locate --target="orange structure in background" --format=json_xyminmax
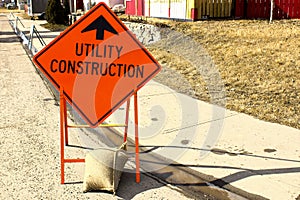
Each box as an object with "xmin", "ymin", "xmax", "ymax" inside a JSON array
[{"xmin": 59, "ymin": 87, "xmax": 140, "ymax": 184}]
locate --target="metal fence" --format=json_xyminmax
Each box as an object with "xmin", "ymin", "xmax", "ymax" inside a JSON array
[{"xmin": 235, "ymin": 0, "xmax": 300, "ymax": 19}]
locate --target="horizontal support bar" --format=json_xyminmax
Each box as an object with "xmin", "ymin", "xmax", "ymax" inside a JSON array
[
  {"xmin": 67, "ymin": 124, "xmax": 127, "ymax": 128},
  {"xmin": 64, "ymin": 158, "xmax": 85, "ymax": 163}
]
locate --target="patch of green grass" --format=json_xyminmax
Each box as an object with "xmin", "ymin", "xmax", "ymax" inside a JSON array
[{"xmin": 40, "ymin": 23, "xmax": 68, "ymax": 31}]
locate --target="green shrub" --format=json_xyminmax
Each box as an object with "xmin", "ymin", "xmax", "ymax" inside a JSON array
[
  {"xmin": 46, "ymin": 0, "xmax": 67, "ymax": 25},
  {"xmin": 63, "ymin": 0, "xmax": 71, "ymax": 25}
]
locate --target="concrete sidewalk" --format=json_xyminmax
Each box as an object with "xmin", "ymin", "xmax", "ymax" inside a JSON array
[
  {"xmin": 109, "ymin": 81, "xmax": 300, "ymax": 200},
  {"xmin": 7, "ymin": 13, "xmax": 300, "ymax": 200}
]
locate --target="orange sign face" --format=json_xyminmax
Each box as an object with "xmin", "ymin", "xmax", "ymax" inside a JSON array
[{"xmin": 33, "ymin": 3, "xmax": 161, "ymax": 127}]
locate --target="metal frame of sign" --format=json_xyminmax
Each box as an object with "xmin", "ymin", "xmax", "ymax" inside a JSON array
[{"xmin": 59, "ymin": 87, "xmax": 140, "ymax": 184}]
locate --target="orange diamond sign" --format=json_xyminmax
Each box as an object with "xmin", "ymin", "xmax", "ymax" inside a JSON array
[{"xmin": 33, "ymin": 3, "xmax": 161, "ymax": 127}]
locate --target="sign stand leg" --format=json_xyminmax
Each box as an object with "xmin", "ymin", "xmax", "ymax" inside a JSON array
[
  {"xmin": 59, "ymin": 88, "xmax": 85, "ymax": 184},
  {"xmin": 63, "ymin": 94, "xmax": 69, "ymax": 146},
  {"xmin": 124, "ymin": 99, "xmax": 130, "ymax": 143},
  {"xmin": 134, "ymin": 91, "xmax": 140, "ymax": 183},
  {"xmin": 59, "ymin": 88, "xmax": 66, "ymax": 184}
]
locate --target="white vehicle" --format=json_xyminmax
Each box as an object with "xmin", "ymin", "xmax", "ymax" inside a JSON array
[
  {"xmin": 111, "ymin": 4, "xmax": 125, "ymax": 14},
  {"xmin": 84, "ymin": 0, "xmax": 125, "ymax": 13},
  {"xmin": 6, "ymin": 2, "xmax": 17, "ymax": 9}
]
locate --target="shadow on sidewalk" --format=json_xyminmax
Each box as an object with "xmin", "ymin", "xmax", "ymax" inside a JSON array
[
  {"xmin": 0, "ymin": 37, "xmax": 20, "ymax": 43},
  {"xmin": 62, "ymin": 169, "xmax": 179, "ymax": 200},
  {"xmin": 0, "ymin": 31, "xmax": 18, "ymax": 35},
  {"xmin": 117, "ymin": 169, "xmax": 171, "ymax": 200},
  {"xmin": 210, "ymin": 167, "xmax": 300, "ymax": 187},
  {"xmin": 133, "ymin": 144, "xmax": 300, "ymax": 200},
  {"xmin": 138, "ymin": 145, "xmax": 300, "ymax": 163}
]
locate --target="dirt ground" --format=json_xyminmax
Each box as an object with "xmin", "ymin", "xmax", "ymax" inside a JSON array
[{"xmin": 122, "ymin": 16, "xmax": 300, "ymax": 130}]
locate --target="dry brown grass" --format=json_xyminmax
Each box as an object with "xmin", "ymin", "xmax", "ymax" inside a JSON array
[
  {"xmin": 188, "ymin": 20, "xmax": 300, "ymax": 129},
  {"xmin": 132, "ymin": 17, "xmax": 300, "ymax": 129}
]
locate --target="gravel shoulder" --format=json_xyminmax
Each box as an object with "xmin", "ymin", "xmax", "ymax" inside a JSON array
[{"xmin": 0, "ymin": 14, "xmax": 200, "ymax": 200}]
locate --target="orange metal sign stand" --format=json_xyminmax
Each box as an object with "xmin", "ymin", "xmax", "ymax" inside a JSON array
[{"xmin": 59, "ymin": 88, "xmax": 140, "ymax": 184}]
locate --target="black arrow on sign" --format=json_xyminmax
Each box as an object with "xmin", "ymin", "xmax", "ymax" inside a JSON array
[{"xmin": 81, "ymin": 15, "xmax": 118, "ymax": 40}]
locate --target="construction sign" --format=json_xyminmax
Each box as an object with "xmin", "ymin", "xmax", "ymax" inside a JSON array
[{"xmin": 33, "ymin": 3, "xmax": 161, "ymax": 127}]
